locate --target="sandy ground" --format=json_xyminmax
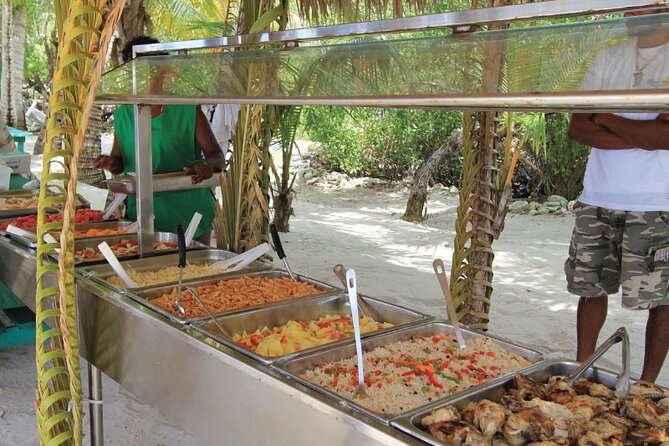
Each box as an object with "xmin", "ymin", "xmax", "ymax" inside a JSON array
[{"xmin": 1, "ymin": 140, "xmax": 666, "ymax": 444}]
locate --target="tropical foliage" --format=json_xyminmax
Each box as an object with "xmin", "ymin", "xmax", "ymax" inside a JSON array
[
  {"xmin": 34, "ymin": 1, "xmax": 124, "ymax": 445},
  {"xmin": 303, "ymin": 107, "xmax": 462, "ymax": 181}
]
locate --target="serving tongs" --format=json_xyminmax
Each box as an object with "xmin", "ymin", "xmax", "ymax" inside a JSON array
[
  {"xmin": 333, "ymin": 263, "xmax": 374, "ymax": 318},
  {"xmin": 185, "ymin": 287, "xmax": 231, "ymax": 338},
  {"xmin": 432, "ymin": 259, "xmax": 466, "ymax": 349},
  {"xmin": 345, "ymin": 268, "xmax": 368, "ymax": 399},
  {"xmin": 565, "ymin": 326, "xmax": 630, "ymax": 397},
  {"xmin": 173, "ymin": 224, "xmax": 186, "ymax": 315},
  {"xmin": 208, "ymin": 242, "xmax": 270, "ymax": 272},
  {"xmin": 270, "ymin": 223, "xmax": 297, "ymax": 281}
]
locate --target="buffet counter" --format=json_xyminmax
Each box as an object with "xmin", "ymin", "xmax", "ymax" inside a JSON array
[{"xmin": 0, "ymin": 236, "xmax": 423, "ymax": 445}]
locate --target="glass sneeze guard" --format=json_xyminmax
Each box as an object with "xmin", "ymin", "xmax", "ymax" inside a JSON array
[{"xmin": 98, "ymin": 13, "xmax": 669, "ymax": 112}]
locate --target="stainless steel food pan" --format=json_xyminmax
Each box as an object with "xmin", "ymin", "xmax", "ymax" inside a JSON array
[
  {"xmin": 0, "ymin": 190, "xmax": 90, "ymax": 218},
  {"xmin": 392, "ymin": 359, "xmax": 644, "ymax": 446},
  {"xmin": 126, "ymin": 269, "xmax": 339, "ymax": 325},
  {"xmin": 52, "ymin": 232, "xmax": 207, "ymax": 266},
  {"xmin": 9, "ymin": 220, "xmax": 137, "ymax": 249},
  {"xmin": 275, "ymin": 321, "xmax": 543, "ymax": 424},
  {"xmin": 191, "ymin": 293, "xmax": 433, "ymax": 365},
  {"xmin": 80, "ymin": 248, "xmax": 270, "ymax": 293}
]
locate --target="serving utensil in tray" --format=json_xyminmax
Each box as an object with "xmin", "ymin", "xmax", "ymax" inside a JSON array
[
  {"xmin": 332, "ymin": 263, "xmax": 375, "ymax": 318},
  {"xmin": 126, "ymin": 269, "xmax": 338, "ymax": 325},
  {"xmin": 80, "ymin": 249, "xmax": 270, "ymax": 293},
  {"xmin": 565, "ymin": 326, "xmax": 630, "ymax": 397},
  {"xmin": 191, "ymin": 293, "xmax": 431, "ymax": 364},
  {"xmin": 52, "ymin": 232, "xmax": 207, "ymax": 266},
  {"xmin": 173, "ymin": 224, "xmax": 187, "ymax": 315},
  {"xmin": 274, "ymin": 321, "xmax": 543, "ymax": 424},
  {"xmin": 346, "ymin": 268, "xmax": 368, "ymax": 399},
  {"xmin": 392, "ymin": 359, "xmax": 647, "ymax": 446},
  {"xmin": 270, "ymin": 223, "xmax": 297, "ymax": 281}
]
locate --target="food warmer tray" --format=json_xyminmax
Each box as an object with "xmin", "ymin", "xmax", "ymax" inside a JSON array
[
  {"xmin": 0, "ymin": 190, "xmax": 90, "ymax": 219},
  {"xmin": 50, "ymin": 231, "xmax": 207, "ymax": 266},
  {"xmin": 126, "ymin": 269, "xmax": 340, "ymax": 326},
  {"xmin": 80, "ymin": 248, "xmax": 271, "ymax": 293},
  {"xmin": 8, "ymin": 220, "xmax": 137, "ymax": 249},
  {"xmin": 275, "ymin": 321, "xmax": 543, "ymax": 425},
  {"xmin": 392, "ymin": 359, "xmax": 647, "ymax": 446},
  {"xmin": 106, "ymin": 172, "xmax": 220, "ymax": 194},
  {"xmin": 191, "ymin": 292, "xmax": 433, "ymax": 365}
]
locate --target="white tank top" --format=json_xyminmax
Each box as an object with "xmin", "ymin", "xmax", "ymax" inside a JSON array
[{"xmin": 579, "ymin": 39, "xmax": 669, "ymax": 211}]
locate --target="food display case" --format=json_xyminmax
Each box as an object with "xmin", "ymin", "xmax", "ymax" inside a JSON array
[{"xmin": 4, "ymin": 1, "xmax": 669, "ymax": 445}]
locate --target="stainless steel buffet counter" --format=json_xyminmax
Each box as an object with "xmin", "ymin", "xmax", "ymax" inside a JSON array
[{"xmin": 0, "ymin": 236, "xmax": 425, "ymax": 445}]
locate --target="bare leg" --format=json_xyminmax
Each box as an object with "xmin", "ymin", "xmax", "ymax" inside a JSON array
[
  {"xmin": 576, "ymin": 295, "xmax": 608, "ymax": 362},
  {"xmin": 640, "ymin": 304, "xmax": 669, "ymax": 383}
]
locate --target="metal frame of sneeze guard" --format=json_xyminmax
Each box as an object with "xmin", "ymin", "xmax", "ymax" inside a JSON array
[{"xmin": 130, "ymin": 0, "xmax": 668, "ymax": 55}]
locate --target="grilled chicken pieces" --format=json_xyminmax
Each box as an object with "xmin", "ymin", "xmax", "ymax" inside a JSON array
[{"xmin": 420, "ymin": 374, "xmax": 669, "ymax": 446}]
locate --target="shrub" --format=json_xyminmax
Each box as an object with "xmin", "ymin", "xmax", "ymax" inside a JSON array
[{"xmin": 302, "ymin": 106, "xmax": 462, "ymax": 182}]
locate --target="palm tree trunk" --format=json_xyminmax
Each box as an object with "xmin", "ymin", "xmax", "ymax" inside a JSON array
[
  {"xmin": 111, "ymin": 0, "xmax": 151, "ymax": 66},
  {"xmin": 402, "ymin": 136, "xmax": 460, "ymax": 223},
  {"xmin": 0, "ymin": 112, "xmax": 14, "ymax": 152},
  {"xmin": 1, "ymin": 1, "xmax": 11, "ymax": 125},
  {"xmin": 10, "ymin": 5, "xmax": 26, "ymax": 130},
  {"xmin": 451, "ymin": 0, "xmax": 512, "ymax": 330}
]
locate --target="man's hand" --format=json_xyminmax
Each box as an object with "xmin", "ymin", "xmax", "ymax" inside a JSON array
[
  {"xmin": 184, "ymin": 161, "xmax": 213, "ymax": 184},
  {"xmin": 93, "ymin": 155, "xmax": 124, "ymax": 174}
]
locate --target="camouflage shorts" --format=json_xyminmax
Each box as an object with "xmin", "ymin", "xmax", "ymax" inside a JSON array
[{"xmin": 564, "ymin": 202, "xmax": 669, "ymax": 309}]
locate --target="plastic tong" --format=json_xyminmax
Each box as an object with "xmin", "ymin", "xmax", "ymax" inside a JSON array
[
  {"xmin": 345, "ymin": 268, "xmax": 367, "ymax": 399},
  {"xmin": 208, "ymin": 243, "xmax": 270, "ymax": 272},
  {"xmin": 565, "ymin": 326, "xmax": 630, "ymax": 397},
  {"xmin": 270, "ymin": 223, "xmax": 297, "ymax": 281},
  {"xmin": 173, "ymin": 224, "xmax": 187, "ymax": 315}
]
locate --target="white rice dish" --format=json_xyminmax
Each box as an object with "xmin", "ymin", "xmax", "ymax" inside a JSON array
[{"xmin": 301, "ymin": 335, "xmax": 532, "ymax": 414}]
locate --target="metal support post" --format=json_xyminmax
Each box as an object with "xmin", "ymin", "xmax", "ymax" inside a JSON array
[
  {"xmin": 134, "ymin": 104, "xmax": 154, "ymax": 256},
  {"xmin": 88, "ymin": 362, "xmax": 104, "ymax": 446}
]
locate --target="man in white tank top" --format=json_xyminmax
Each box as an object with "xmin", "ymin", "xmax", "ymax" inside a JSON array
[{"xmin": 565, "ymin": 7, "xmax": 669, "ymax": 383}]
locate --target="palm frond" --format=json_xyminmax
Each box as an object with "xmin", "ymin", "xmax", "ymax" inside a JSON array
[{"xmin": 35, "ymin": 1, "xmax": 125, "ymax": 444}]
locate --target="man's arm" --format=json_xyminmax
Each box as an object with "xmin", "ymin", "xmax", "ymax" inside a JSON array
[
  {"xmin": 568, "ymin": 113, "xmax": 637, "ymax": 149},
  {"xmin": 592, "ymin": 113, "xmax": 669, "ymax": 150}
]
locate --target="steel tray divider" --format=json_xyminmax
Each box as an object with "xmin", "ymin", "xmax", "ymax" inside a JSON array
[
  {"xmin": 123, "ymin": 269, "xmax": 341, "ymax": 325},
  {"xmin": 272, "ymin": 321, "xmax": 544, "ymax": 426},
  {"xmin": 190, "ymin": 293, "xmax": 434, "ymax": 365}
]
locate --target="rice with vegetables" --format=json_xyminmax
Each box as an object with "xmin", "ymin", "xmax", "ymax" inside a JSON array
[{"xmin": 301, "ymin": 335, "xmax": 531, "ymax": 414}]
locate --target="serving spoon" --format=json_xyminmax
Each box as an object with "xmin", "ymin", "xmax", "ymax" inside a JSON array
[
  {"xmin": 432, "ymin": 258, "xmax": 466, "ymax": 349},
  {"xmin": 97, "ymin": 241, "xmax": 138, "ymax": 289},
  {"xmin": 346, "ymin": 268, "xmax": 367, "ymax": 399}
]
